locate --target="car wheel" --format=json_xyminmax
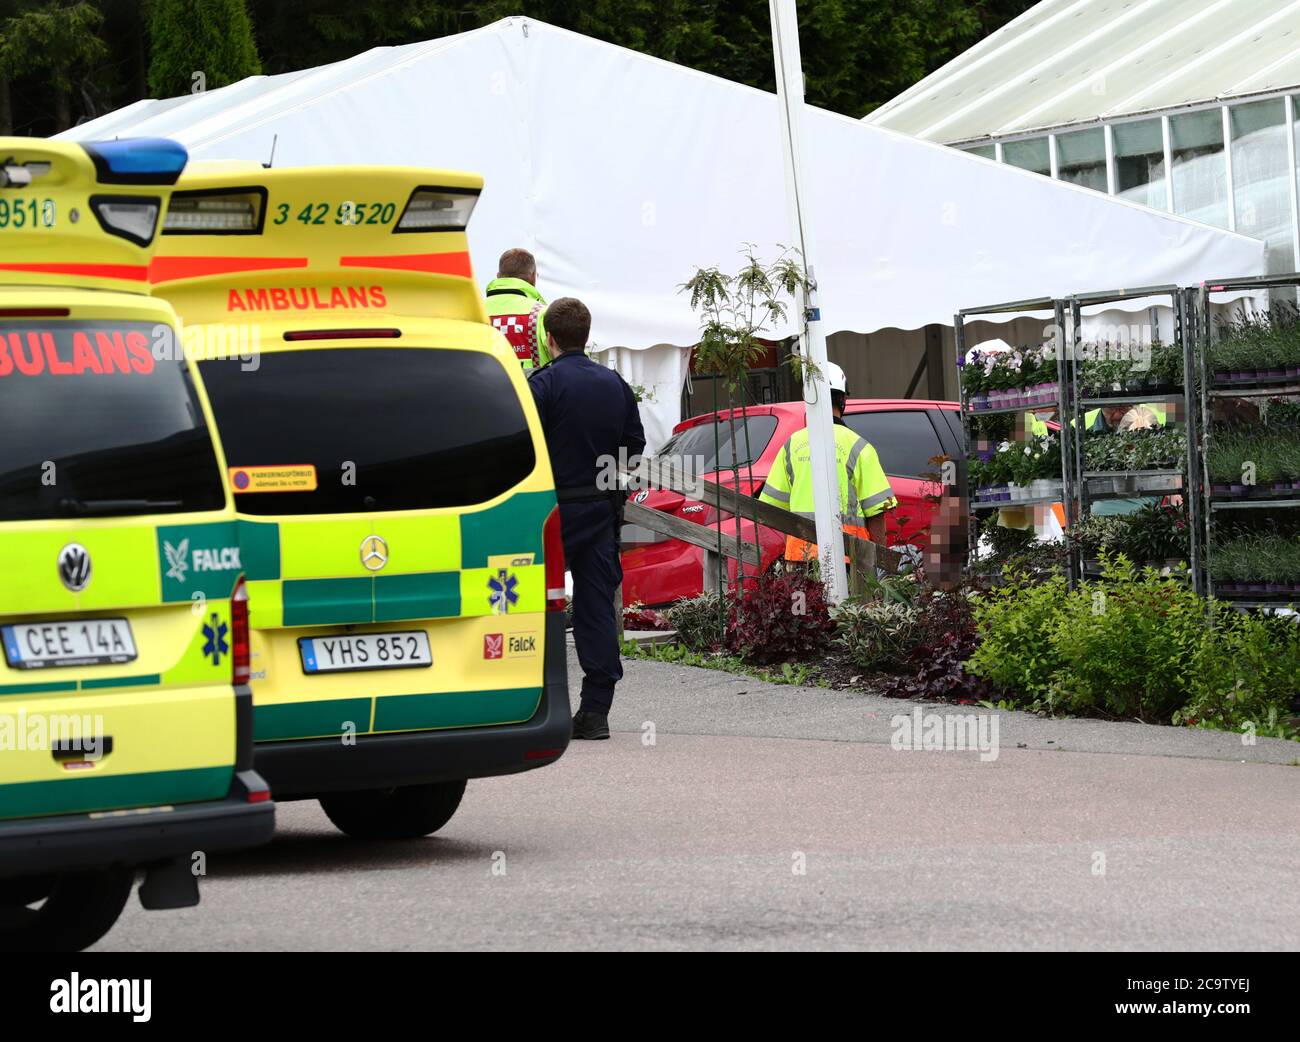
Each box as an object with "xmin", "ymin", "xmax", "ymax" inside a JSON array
[
  {"xmin": 320, "ymin": 780, "xmax": 467, "ymax": 840},
  {"xmin": 0, "ymin": 868, "xmax": 133, "ymax": 952}
]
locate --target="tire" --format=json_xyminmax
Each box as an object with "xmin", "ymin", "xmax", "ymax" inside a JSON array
[
  {"xmin": 320, "ymin": 780, "xmax": 467, "ymax": 840},
  {"xmin": 0, "ymin": 868, "xmax": 133, "ymax": 953}
]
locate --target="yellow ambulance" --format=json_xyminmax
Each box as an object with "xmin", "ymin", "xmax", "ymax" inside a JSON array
[
  {"xmin": 152, "ymin": 163, "xmax": 569, "ymax": 839},
  {"xmin": 0, "ymin": 138, "xmax": 274, "ymax": 951}
]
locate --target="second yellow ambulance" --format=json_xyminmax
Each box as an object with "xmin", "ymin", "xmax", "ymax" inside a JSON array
[{"xmin": 152, "ymin": 163, "xmax": 569, "ymax": 839}]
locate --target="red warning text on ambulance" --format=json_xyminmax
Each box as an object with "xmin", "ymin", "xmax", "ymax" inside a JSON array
[{"xmin": 226, "ymin": 285, "xmax": 388, "ymax": 312}]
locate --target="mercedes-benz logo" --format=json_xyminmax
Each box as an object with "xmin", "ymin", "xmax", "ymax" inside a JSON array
[
  {"xmin": 58, "ymin": 542, "xmax": 92, "ymax": 592},
  {"xmin": 360, "ymin": 535, "xmax": 388, "ymax": 571}
]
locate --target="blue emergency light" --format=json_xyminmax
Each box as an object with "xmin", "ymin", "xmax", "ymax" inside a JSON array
[{"xmin": 82, "ymin": 138, "xmax": 188, "ymax": 186}]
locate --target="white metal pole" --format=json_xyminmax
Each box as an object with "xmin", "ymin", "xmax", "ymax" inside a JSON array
[{"xmin": 769, "ymin": 0, "xmax": 848, "ymax": 602}]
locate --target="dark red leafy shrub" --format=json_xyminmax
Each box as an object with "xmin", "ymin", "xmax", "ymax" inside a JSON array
[
  {"xmin": 725, "ymin": 567, "xmax": 835, "ymax": 665},
  {"xmin": 896, "ymin": 585, "xmax": 999, "ymax": 702}
]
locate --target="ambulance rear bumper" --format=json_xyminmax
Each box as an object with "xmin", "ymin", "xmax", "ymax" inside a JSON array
[
  {"xmin": 0, "ymin": 770, "xmax": 275, "ymax": 878},
  {"xmin": 255, "ymin": 611, "xmax": 572, "ymax": 800}
]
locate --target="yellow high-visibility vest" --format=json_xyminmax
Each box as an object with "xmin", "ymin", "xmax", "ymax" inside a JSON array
[
  {"xmin": 485, "ymin": 276, "xmax": 549, "ymax": 369},
  {"xmin": 759, "ymin": 423, "xmax": 896, "ymax": 560}
]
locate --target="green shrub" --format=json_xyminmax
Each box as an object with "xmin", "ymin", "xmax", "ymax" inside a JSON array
[
  {"xmin": 968, "ymin": 555, "xmax": 1300, "ymax": 733},
  {"xmin": 1180, "ymin": 610, "xmax": 1300, "ymax": 736},
  {"xmin": 1045, "ymin": 556, "xmax": 1204, "ymax": 721},
  {"xmin": 833, "ymin": 601, "xmax": 920, "ymax": 671},
  {"xmin": 666, "ymin": 592, "xmax": 724, "ymax": 652},
  {"xmin": 965, "ymin": 570, "xmax": 1069, "ymax": 703}
]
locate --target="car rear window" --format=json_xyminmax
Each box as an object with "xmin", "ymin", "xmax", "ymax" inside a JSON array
[
  {"xmin": 841, "ymin": 409, "xmax": 945, "ymax": 479},
  {"xmin": 659, "ymin": 415, "xmax": 778, "ymax": 473},
  {"xmin": 198, "ymin": 346, "xmax": 535, "ymax": 515},
  {"xmin": 0, "ymin": 320, "xmax": 226, "ymax": 522}
]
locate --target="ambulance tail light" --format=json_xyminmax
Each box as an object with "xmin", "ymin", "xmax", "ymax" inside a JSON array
[
  {"xmin": 163, "ymin": 188, "xmax": 265, "ymax": 234},
  {"xmin": 231, "ymin": 577, "xmax": 251, "ymax": 688},
  {"xmin": 395, "ymin": 187, "xmax": 479, "ymax": 232},
  {"xmin": 89, "ymin": 195, "xmax": 162, "ymax": 246},
  {"xmin": 544, "ymin": 505, "xmax": 567, "ymax": 611}
]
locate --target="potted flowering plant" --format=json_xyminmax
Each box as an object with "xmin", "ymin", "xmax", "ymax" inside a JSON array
[{"xmin": 1078, "ymin": 350, "xmax": 1131, "ymax": 397}]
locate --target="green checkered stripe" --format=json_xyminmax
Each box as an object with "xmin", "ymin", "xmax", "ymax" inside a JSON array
[{"xmin": 240, "ymin": 490, "xmax": 555, "ymax": 628}]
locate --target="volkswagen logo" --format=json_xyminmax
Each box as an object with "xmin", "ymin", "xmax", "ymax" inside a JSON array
[
  {"xmin": 58, "ymin": 543, "xmax": 92, "ymax": 592},
  {"xmin": 360, "ymin": 535, "xmax": 389, "ymax": 571}
]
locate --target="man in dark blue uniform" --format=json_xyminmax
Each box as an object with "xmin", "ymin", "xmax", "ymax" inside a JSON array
[{"xmin": 529, "ymin": 297, "xmax": 645, "ymax": 740}]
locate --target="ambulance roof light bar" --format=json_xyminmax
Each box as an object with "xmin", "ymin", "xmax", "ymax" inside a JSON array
[
  {"xmin": 163, "ymin": 187, "xmax": 266, "ymax": 234},
  {"xmin": 395, "ymin": 186, "xmax": 479, "ymax": 233},
  {"xmin": 82, "ymin": 138, "xmax": 188, "ymax": 186}
]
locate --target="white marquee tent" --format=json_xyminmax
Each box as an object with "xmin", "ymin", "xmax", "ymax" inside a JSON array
[{"xmin": 61, "ymin": 16, "xmax": 1268, "ymax": 448}]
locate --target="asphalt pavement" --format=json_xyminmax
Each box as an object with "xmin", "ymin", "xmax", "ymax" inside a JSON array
[{"xmin": 96, "ymin": 648, "xmax": 1300, "ymax": 951}]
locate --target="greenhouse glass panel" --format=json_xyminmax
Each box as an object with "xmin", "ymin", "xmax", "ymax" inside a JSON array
[
  {"xmin": 1170, "ymin": 109, "xmax": 1228, "ymax": 229},
  {"xmin": 1056, "ymin": 128, "xmax": 1106, "ymax": 192},
  {"xmin": 1114, "ymin": 119, "xmax": 1166, "ymax": 210},
  {"xmin": 1231, "ymin": 99, "xmax": 1293, "ymax": 273},
  {"xmin": 1002, "ymin": 137, "xmax": 1050, "ymax": 175}
]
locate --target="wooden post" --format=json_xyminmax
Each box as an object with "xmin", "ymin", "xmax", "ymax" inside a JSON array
[
  {"xmin": 848, "ymin": 537, "xmax": 870, "ymax": 597},
  {"xmin": 702, "ymin": 548, "xmax": 726, "ymax": 594}
]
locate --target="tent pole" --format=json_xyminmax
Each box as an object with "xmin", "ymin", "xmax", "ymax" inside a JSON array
[{"xmin": 769, "ymin": 0, "xmax": 848, "ymax": 603}]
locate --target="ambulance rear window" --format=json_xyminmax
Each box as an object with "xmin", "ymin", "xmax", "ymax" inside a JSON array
[
  {"xmin": 0, "ymin": 321, "xmax": 226, "ymax": 522},
  {"xmin": 197, "ymin": 347, "xmax": 536, "ymax": 515}
]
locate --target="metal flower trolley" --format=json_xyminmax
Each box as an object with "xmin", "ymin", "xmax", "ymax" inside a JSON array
[
  {"xmin": 1064, "ymin": 286, "xmax": 1203, "ymax": 592},
  {"xmin": 954, "ymin": 297, "xmax": 1075, "ymax": 572},
  {"xmin": 1190, "ymin": 273, "xmax": 1300, "ymax": 612}
]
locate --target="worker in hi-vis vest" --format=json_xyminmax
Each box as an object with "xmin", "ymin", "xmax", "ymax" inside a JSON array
[
  {"xmin": 758, "ymin": 362, "xmax": 896, "ymax": 561},
  {"xmin": 485, "ymin": 247, "xmax": 549, "ymax": 370},
  {"xmin": 1083, "ymin": 402, "xmax": 1169, "ymax": 516},
  {"xmin": 1084, "ymin": 402, "xmax": 1166, "ymax": 433}
]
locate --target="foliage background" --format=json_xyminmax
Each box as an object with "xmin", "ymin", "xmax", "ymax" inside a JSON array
[{"xmin": 1, "ymin": 0, "xmax": 1036, "ymax": 135}]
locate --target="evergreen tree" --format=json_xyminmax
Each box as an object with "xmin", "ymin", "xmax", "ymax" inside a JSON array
[
  {"xmin": 147, "ymin": 0, "xmax": 261, "ymax": 98},
  {"xmin": 0, "ymin": 0, "xmax": 107, "ymax": 131}
]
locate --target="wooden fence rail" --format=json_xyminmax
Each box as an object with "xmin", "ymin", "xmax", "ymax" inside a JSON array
[{"xmin": 618, "ymin": 457, "xmax": 903, "ymax": 597}]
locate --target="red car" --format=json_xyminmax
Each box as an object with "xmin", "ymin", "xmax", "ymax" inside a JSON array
[{"xmin": 621, "ymin": 399, "xmax": 962, "ymax": 607}]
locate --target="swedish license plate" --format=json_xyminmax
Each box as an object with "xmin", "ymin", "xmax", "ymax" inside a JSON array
[
  {"xmin": 299, "ymin": 631, "xmax": 432, "ymax": 674},
  {"xmin": 2, "ymin": 617, "xmax": 137, "ymax": 670}
]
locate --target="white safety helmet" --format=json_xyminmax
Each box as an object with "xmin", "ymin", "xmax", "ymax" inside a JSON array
[{"xmin": 825, "ymin": 361, "xmax": 848, "ymax": 394}]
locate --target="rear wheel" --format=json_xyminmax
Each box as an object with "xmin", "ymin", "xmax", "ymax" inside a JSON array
[
  {"xmin": 320, "ymin": 780, "xmax": 467, "ymax": 840},
  {"xmin": 0, "ymin": 868, "xmax": 133, "ymax": 952}
]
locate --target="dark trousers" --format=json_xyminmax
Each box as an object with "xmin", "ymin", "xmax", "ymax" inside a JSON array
[{"xmin": 560, "ymin": 501, "xmax": 623, "ymax": 715}]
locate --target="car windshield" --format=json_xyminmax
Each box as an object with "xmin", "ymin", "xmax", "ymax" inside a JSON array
[
  {"xmin": 198, "ymin": 346, "xmax": 536, "ymax": 515},
  {"xmin": 657, "ymin": 414, "xmax": 778, "ymax": 474},
  {"xmin": 0, "ymin": 320, "xmax": 225, "ymax": 522}
]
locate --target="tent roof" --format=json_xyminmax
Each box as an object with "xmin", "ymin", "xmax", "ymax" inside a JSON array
[
  {"xmin": 61, "ymin": 17, "xmax": 1266, "ymax": 347},
  {"xmin": 865, "ymin": 0, "xmax": 1300, "ymax": 144}
]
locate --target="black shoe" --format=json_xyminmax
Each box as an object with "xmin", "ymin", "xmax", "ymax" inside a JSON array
[{"xmin": 572, "ymin": 710, "xmax": 610, "ymax": 740}]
